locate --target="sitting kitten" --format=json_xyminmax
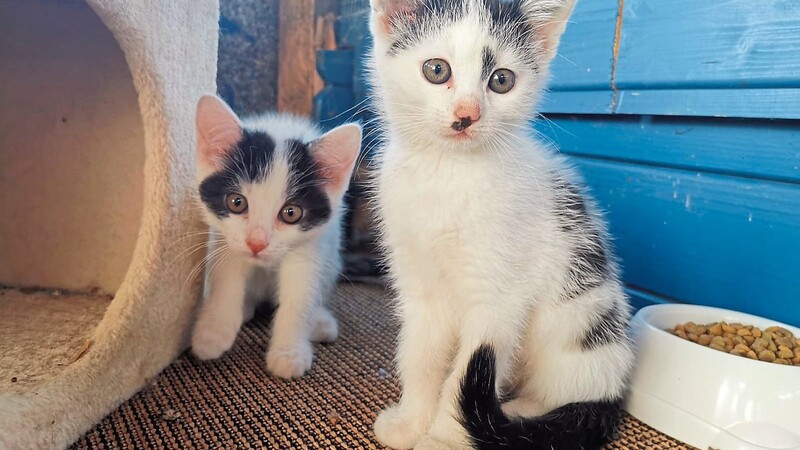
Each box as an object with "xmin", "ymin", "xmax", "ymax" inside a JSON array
[
  {"xmin": 190, "ymin": 95, "xmax": 361, "ymax": 379},
  {"xmin": 367, "ymin": 0, "xmax": 634, "ymax": 449}
]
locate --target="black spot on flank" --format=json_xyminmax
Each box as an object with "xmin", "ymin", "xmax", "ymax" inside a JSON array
[
  {"xmin": 563, "ymin": 242, "xmax": 608, "ymax": 301},
  {"xmin": 555, "ymin": 180, "xmax": 611, "ymax": 300},
  {"xmin": 556, "ymin": 181, "xmax": 589, "ymax": 231},
  {"xmin": 582, "ymin": 303, "xmax": 629, "ymax": 350},
  {"xmin": 285, "ymin": 140, "xmax": 332, "ymax": 231},
  {"xmin": 481, "ymin": 47, "xmax": 496, "ymax": 80}
]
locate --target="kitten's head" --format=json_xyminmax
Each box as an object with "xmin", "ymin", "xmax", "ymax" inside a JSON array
[
  {"xmin": 368, "ymin": 0, "xmax": 574, "ymax": 151},
  {"xmin": 195, "ymin": 95, "xmax": 361, "ymax": 266}
]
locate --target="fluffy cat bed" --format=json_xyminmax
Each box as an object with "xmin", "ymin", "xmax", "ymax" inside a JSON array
[{"xmin": 0, "ymin": 1, "xmax": 219, "ymax": 448}]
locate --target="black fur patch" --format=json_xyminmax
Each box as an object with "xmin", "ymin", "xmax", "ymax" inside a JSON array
[
  {"xmin": 198, "ymin": 132, "xmax": 332, "ymax": 232},
  {"xmin": 460, "ymin": 345, "xmax": 622, "ymax": 450},
  {"xmin": 481, "ymin": 0, "xmax": 531, "ymax": 44},
  {"xmin": 582, "ymin": 303, "xmax": 629, "ymax": 350},
  {"xmin": 481, "ymin": 46, "xmax": 496, "ymax": 79},
  {"xmin": 554, "ymin": 181, "xmax": 610, "ymax": 300},
  {"xmin": 386, "ymin": 0, "xmax": 535, "ymax": 58},
  {"xmin": 199, "ymin": 170, "xmax": 239, "ymax": 218},
  {"xmin": 199, "ymin": 130, "xmax": 277, "ymax": 218},
  {"xmin": 285, "ymin": 140, "xmax": 332, "ymax": 231},
  {"xmin": 387, "ymin": 0, "xmax": 465, "ymax": 55}
]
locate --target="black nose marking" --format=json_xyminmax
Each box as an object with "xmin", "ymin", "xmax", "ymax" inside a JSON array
[{"xmin": 451, "ymin": 117, "xmax": 473, "ymax": 131}]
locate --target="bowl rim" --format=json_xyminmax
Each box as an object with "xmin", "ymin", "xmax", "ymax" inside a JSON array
[{"xmin": 633, "ymin": 304, "xmax": 800, "ymax": 369}]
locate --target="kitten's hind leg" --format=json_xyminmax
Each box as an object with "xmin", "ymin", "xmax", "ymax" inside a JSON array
[
  {"xmin": 310, "ymin": 306, "xmax": 338, "ymax": 343},
  {"xmin": 500, "ymin": 397, "xmax": 549, "ymax": 419}
]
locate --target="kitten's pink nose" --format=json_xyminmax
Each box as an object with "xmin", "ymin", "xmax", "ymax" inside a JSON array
[
  {"xmin": 452, "ymin": 101, "xmax": 481, "ymax": 131},
  {"xmin": 246, "ymin": 229, "xmax": 268, "ymax": 255},
  {"xmin": 246, "ymin": 239, "xmax": 267, "ymax": 255}
]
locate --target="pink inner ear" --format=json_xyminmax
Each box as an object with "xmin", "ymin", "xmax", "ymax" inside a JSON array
[
  {"xmin": 379, "ymin": 0, "xmax": 418, "ymax": 16},
  {"xmin": 374, "ymin": 0, "xmax": 419, "ymax": 33},
  {"xmin": 196, "ymin": 95, "xmax": 243, "ymax": 171},
  {"xmin": 312, "ymin": 123, "xmax": 362, "ymax": 193}
]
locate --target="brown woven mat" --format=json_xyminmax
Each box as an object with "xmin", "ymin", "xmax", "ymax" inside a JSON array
[{"xmin": 72, "ymin": 283, "xmax": 694, "ymax": 449}]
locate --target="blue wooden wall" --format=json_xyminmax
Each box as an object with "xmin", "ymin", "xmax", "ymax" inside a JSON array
[{"xmin": 315, "ymin": 0, "xmax": 800, "ymax": 327}]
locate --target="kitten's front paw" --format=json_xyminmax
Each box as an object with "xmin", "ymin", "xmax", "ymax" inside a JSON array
[
  {"xmin": 311, "ymin": 307, "xmax": 339, "ymax": 343},
  {"xmin": 374, "ymin": 405, "xmax": 426, "ymax": 449},
  {"xmin": 265, "ymin": 342, "xmax": 313, "ymax": 379},
  {"xmin": 191, "ymin": 318, "xmax": 239, "ymax": 360}
]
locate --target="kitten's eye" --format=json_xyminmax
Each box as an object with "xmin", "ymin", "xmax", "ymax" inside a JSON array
[
  {"xmin": 488, "ymin": 68, "xmax": 515, "ymax": 94},
  {"xmin": 422, "ymin": 58, "xmax": 451, "ymax": 85},
  {"xmin": 279, "ymin": 204, "xmax": 304, "ymax": 224},
  {"xmin": 225, "ymin": 193, "xmax": 248, "ymax": 214}
]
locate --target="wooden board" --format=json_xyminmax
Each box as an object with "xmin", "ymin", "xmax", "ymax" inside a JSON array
[
  {"xmin": 614, "ymin": 88, "xmax": 800, "ymax": 120},
  {"xmin": 278, "ymin": 0, "xmax": 316, "ymax": 116},
  {"xmin": 542, "ymin": 87, "xmax": 800, "ymax": 120},
  {"xmin": 570, "ymin": 157, "xmax": 800, "ymax": 327},
  {"xmin": 548, "ymin": 0, "xmax": 618, "ymax": 91},
  {"xmin": 539, "ymin": 90, "xmax": 615, "ymax": 115},
  {"xmin": 536, "ymin": 115, "xmax": 800, "ymax": 184},
  {"xmin": 616, "ymin": 0, "xmax": 800, "ymax": 90}
]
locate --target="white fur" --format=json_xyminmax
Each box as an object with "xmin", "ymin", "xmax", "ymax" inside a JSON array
[
  {"xmin": 191, "ymin": 105, "xmax": 359, "ymax": 379},
  {"xmin": 367, "ymin": 1, "xmax": 634, "ymax": 448}
]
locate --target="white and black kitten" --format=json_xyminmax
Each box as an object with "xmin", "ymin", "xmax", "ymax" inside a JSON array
[
  {"xmin": 190, "ymin": 95, "xmax": 361, "ymax": 379},
  {"xmin": 367, "ymin": 0, "xmax": 634, "ymax": 449}
]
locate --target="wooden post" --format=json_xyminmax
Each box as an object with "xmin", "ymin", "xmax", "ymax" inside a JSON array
[{"xmin": 278, "ymin": 0, "xmax": 316, "ymax": 116}]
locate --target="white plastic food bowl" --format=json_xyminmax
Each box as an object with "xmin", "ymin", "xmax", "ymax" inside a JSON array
[{"xmin": 626, "ymin": 304, "xmax": 800, "ymax": 450}]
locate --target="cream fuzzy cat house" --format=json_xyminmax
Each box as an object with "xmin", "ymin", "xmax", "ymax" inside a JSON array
[{"xmin": 0, "ymin": 1, "xmax": 219, "ymax": 448}]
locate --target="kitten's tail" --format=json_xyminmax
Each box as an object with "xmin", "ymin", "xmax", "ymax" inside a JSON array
[{"xmin": 459, "ymin": 345, "xmax": 621, "ymax": 450}]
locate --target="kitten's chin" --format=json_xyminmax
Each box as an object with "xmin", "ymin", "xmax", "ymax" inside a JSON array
[{"xmin": 245, "ymin": 252, "xmax": 279, "ymax": 268}]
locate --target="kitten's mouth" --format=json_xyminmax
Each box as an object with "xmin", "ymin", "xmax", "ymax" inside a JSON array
[
  {"xmin": 448, "ymin": 129, "xmax": 475, "ymax": 140},
  {"xmin": 448, "ymin": 119, "xmax": 476, "ymax": 140}
]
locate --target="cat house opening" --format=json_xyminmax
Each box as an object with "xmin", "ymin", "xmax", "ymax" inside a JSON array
[{"xmin": 0, "ymin": 0, "xmax": 144, "ymax": 393}]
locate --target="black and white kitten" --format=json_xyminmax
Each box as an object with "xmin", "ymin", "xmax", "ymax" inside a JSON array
[
  {"xmin": 367, "ymin": 1, "xmax": 634, "ymax": 449},
  {"xmin": 190, "ymin": 95, "xmax": 361, "ymax": 379}
]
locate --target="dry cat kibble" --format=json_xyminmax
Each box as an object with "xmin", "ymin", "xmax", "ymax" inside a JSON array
[{"xmin": 668, "ymin": 321, "xmax": 800, "ymax": 366}]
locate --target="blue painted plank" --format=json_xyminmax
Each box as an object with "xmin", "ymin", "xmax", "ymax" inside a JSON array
[
  {"xmin": 535, "ymin": 115, "xmax": 800, "ymax": 184},
  {"xmin": 313, "ymin": 86, "xmax": 354, "ymax": 126},
  {"xmin": 541, "ymin": 88, "xmax": 800, "ymax": 119},
  {"xmin": 548, "ymin": 0, "xmax": 617, "ymax": 91},
  {"xmin": 626, "ymin": 286, "xmax": 675, "ymax": 313},
  {"xmin": 616, "ymin": 0, "xmax": 800, "ymax": 90},
  {"xmin": 614, "ymin": 88, "xmax": 800, "ymax": 120},
  {"xmin": 335, "ymin": 11, "xmax": 370, "ymax": 49},
  {"xmin": 570, "ymin": 157, "xmax": 800, "ymax": 327},
  {"xmin": 317, "ymin": 50, "xmax": 354, "ymax": 87},
  {"xmin": 539, "ymin": 90, "xmax": 615, "ymax": 115}
]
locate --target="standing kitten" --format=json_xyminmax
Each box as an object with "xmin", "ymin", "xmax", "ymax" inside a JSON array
[
  {"xmin": 190, "ymin": 95, "xmax": 361, "ymax": 379},
  {"xmin": 367, "ymin": 1, "xmax": 634, "ymax": 449}
]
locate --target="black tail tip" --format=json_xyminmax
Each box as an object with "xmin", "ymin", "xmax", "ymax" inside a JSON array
[{"xmin": 458, "ymin": 345, "xmax": 623, "ymax": 450}]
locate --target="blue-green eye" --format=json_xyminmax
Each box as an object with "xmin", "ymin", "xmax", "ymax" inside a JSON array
[
  {"xmin": 422, "ymin": 58, "xmax": 451, "ymax": 84},
  {"xmin": 488, "ymin": 68, "xmax": 515, "ymax": 94}
]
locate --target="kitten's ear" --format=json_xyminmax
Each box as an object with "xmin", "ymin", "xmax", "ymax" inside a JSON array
[
  {"xmin": 310, "ymin": 123, "xmax": 362, "ymax": 195},
  {"xmin": 369, "ymin": 0, "xmax": 420, "ymax": 38},
  {"xmin": 525, "ymin": 0, "xmax": 577, "ymax": 66},
  {"xmin": 196, "ymin": 95, "xmax": 243, "ymax": 173}
]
